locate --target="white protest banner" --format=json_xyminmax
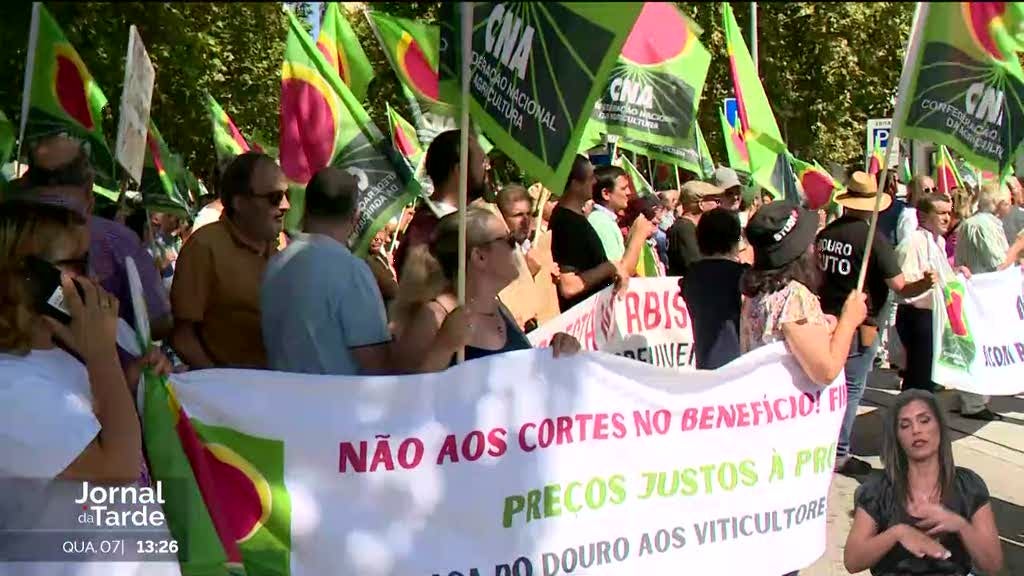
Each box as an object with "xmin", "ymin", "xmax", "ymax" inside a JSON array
[
  {"xmin": 528, "ymin": 277, "xmax": 695, "ymax": 368},
  {"xmin": 144, "ymin": 344, "xmax": 845, "ymax": 576},
  {"xmin": 114, "ymin": 25, "xmax": 155, "ymax": 184},
  {"xmin": 932, "ymin": 266, "xmax": 1024, "ymax": 396}
]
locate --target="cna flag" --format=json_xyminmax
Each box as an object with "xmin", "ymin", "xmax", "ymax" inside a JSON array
[
  {"xmin": 722, "ymin": 2, "xmax": 793, "ymax": 199},
  {"xmin": 367, "ymin": 11, "xmax": 455, "ymax": 145},
  {"xmin": 901, "ymin": 156, "xmax": 912, "ymax": 183},
  {"xmin": 439, "ymin": 2, "xmax": 643, "ymax": 197},
  {"xmin": 895, "ymin": 2, "xmax": 1024, "ymax": 174},
  {"xmin": 280, "ymin": 10, "xmax": 420, "ymax": 254},
  {"xmin": 867, "ymin": 144, "xmax": 885, "ymax": 175},
  {"xmin": 206, "ymin": 94, "xmax": 252, "ymax": 169},
  {"xmin": 587, "ymin": 2, "xmax": 711, "ymax": 149},
  {"xmin": 386, "ymin": 102, "xmax": 424, "ymax": 170},
  {"xmin": 141, "ymin": 121, "xmax": 192, "ymax": 217},
  {"xmin": 787, "ymin": 153, "xmax": 842, "ymax": 210},
  {"xmin": 317, "ymin": 2, "xmax": 373, "ymax": 102},
  {"xmin": 934, "ymin": 144, "xmax": 965, "ymax": 194},
  {"xmin": 26, "ymin": 4, "xmax": 116, "ymax": 185}
]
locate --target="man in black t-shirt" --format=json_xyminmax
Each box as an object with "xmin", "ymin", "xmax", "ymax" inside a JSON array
[
  {"xmin": 816, "ymin": 172, "xmax": 936, "ymax": 477},
  {"xmin": 667, "ymin": 181, "xmax": 724, "ymax": 276},
  {"xmin": 549, "ymin": 155, "xmax": 623, "ymax": 311},
  {"xmin": 680, "ymin": 208, "xmax": 748, "ymax": 369}
]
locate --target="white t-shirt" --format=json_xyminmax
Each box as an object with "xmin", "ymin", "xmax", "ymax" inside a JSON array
[{"xmin": 0, "ymin": 348, "xmax": 99, "ymax": 478}]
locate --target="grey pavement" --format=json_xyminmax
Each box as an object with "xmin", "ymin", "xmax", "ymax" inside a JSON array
[{"xmin": 801, "ymin": 368, "xmax": 1023, "ymax": 576}]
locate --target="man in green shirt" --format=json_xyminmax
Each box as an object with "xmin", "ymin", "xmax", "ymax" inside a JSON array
[{"xmin": 587, "ymin": 165, "xmax": 632, "ymax": 261}]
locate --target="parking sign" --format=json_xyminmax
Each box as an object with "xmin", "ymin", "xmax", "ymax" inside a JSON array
[{"xmin": 865, "ymin": 118, "xmax": 899, "ymax": 171}]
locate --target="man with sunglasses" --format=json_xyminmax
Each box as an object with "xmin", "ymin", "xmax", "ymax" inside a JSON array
[
  {"xmin": 21, "ymin": 134, "xmax": 173, "ymax": 345},
  {"xmin": 170, "ymin": 152, "xmax": 290, "ymax": 369}
]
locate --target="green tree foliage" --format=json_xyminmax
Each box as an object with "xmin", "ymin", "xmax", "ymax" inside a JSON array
[{"xmin": 0, "ymin": 2, "xmax": 912, "ymax": 186}]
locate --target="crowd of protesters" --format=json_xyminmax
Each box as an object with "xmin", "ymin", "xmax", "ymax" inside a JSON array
[{"xmin": 1, "ymin": 129, "xmax": 1017, "ymax": 575}]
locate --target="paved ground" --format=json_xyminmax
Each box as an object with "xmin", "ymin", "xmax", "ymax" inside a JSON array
[{"xmin": 802, "ymin": 369, "xmax": 1024, "ymax": 576}]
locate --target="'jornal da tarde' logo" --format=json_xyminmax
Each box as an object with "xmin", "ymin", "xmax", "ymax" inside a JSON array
[{"xmin": 75, "ymin": 482, "xmax": 167, "ymax": 528}]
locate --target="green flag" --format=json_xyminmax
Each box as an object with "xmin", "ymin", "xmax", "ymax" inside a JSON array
[
  {"xmin": 617, "ymin": 134, "xmax": 704, "ymax": 179},
  {"xmin": 317, "ymin": 3, "xmax": 374, "ymax": 102},
  {"xmin": 438, "ymin": 2, "xmax": 643, "ymax": 196},
  {"xmin": 281, "ymin": 10, "xmax": 420, "ymax": 254},
  {"xmin": 386, "ymin": 102, "xmax": 424, "ymax": 171},
  {"xmin": 366, "ymin": 11, "xmax": 455, "ymax": 145},
  {"xmin": 615, "ymin": 152, "xmax": 653, "ymax": 197},
  {"xmin": 719, "ymin": 105, "xmax": 750, "ymax": 173},
  {"xmin": 141, "ymin": 121, "xmax": 192, "ymax": 218},
  {"xmin": 205, "ymin": 94, "xmax": 252, "ymax": 170},
  {"xmin": 587, "ymin": 2, "xmax": 710, "ymax": 149},
  {"xmin": 0, "ymin": 110, "xmax": 13, "ymax": 166},
  {"xmin": 695, "ymin": 121, "xmax": 714, "ymax": 179},
  {"xmin": 723, "ymin": 2, "xmax": 794, "ymax": 199},
  {"xmin": 787, "ymin": 153, "xmax": 842, "ymax": 210},
  {"xmin": 26, "ymin": 4, "xmax": 117, "ymax": 186},
  {"xmin": 895, "ymin": 2, "xmax": 1024, "ymax": 174}
]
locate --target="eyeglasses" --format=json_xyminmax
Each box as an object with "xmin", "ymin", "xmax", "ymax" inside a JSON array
[
  {"xmin": 248, "ymin": 189, "xmax": 289, "ymax": 206},
  {"xmin": 477, "ymin": 232, "xmax": 517, "ymax": 250},
  {"xmin": 52, "ymin": 253, "xmax": 90, "ymax": 276}
]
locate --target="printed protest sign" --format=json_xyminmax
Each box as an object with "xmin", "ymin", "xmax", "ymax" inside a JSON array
[
  {"xmin": 144, "ymin": 343, "xmax": 845, "ymax": 575},
  {"xmin": 528, "ymin": 277, "xmax": 694, "ymax": 368},
  {"xmin": 115, "ymin": 25, "xmax": 155, "ymax": 184},
  {"xmin": 932, "ymin": 267, "xmax": 1024, "ymax": 396}
]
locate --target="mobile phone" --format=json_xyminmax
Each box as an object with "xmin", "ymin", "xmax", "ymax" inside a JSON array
[{"xmin": 21, "ymin": 255, "xmax": 84, "ymax": 324}]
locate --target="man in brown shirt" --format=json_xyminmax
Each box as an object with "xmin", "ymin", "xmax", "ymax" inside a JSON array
[{"xmin": 170, "ymin": 152, "xmax": 290, "ymax": 368}]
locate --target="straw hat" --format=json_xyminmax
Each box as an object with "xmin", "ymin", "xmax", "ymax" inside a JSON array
[{"xmin": 834, "ymin": 171, "xmax": 891, "ymax": 212}]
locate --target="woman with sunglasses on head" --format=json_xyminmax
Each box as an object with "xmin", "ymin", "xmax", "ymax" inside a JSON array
[
  {"xmin": 391, "ymin": 207, "xmax": 580, "ymax": 373},
  {"xmin": 844, "ymin": 389, "xmax": 1002, "ymax": 576}
]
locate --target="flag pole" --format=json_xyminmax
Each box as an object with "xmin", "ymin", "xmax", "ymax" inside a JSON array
[
  {"xmin": 455, "ymin": 1, "xmax": 473, "ymax": 364},
  {"xmin": 856, "ymin": 1, "xmax": 925, "ymax": 293},
  {"xmin": 15, "ymin": 2, "xmax": 41, "ymax": 171},
  {"xmin": 750, "ymin": 2, "xmax": 758, "ymax": 74}
]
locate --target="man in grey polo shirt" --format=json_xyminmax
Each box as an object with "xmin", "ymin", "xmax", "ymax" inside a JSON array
[{"xmin": 261, "ymin": 167, "xmax": 393, "ymax": 375}]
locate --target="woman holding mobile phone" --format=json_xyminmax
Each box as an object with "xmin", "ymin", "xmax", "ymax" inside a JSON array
[{"xmin": 0, "ymin": 200, "xmax": 166, "ymax": 482}]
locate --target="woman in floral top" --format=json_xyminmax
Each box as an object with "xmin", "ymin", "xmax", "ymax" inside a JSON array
[{"xmin": 740, "ymin": 201, "xmax": 867, "ymax": 385}]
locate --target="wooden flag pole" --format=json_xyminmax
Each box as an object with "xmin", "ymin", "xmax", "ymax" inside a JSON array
[
  {"xmin": 455, "ymin": 1, "xmax": 473, "ymax": 364},
  {"xmin": 856, "ymin": 2, "xmax": 925, "ymax": 294},
  {"xmin": 15, "ymin": 3, "xmax": 41, "ymax": 173}
]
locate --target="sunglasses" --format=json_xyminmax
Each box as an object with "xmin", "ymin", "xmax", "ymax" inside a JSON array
[
  {"xmin": 477, "ymin": 232, "xmax": 517, "ymax": 250},
  {"xmin": 248, "ymin": 189, "xmax": 289, "ymax": 206},
  {"xmin": 51, "ymin": 253, "xmax": 90, "ymax": 276}
]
